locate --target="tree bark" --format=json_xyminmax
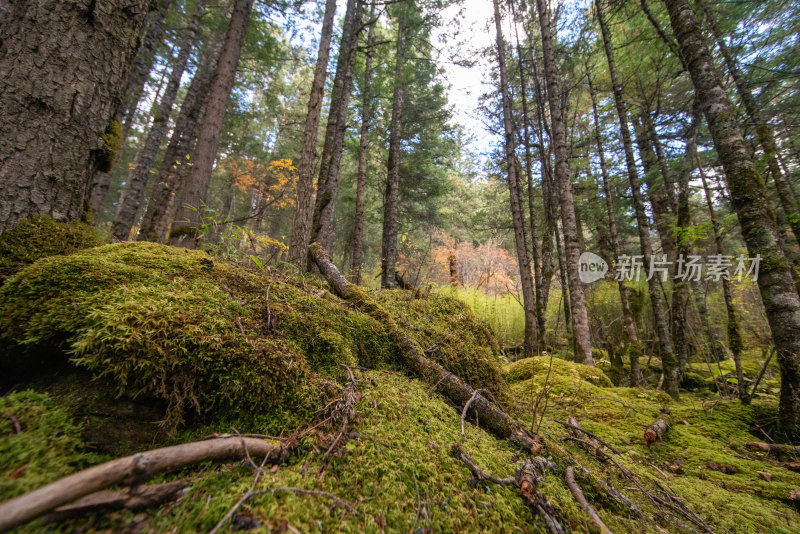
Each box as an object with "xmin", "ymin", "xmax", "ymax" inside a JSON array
[
  {"xmin": 87, "ymin": 0, "xmax": 173, "ymax": 218},
  {"xmin": 0, "ymin": 0, "xmax": 152, "ymax": 233},
  {"xmin": 494, "ymin": 0, "xmax": 538, "ymax": 358},
  {"xmin": 586, "ymin": 68, "xmax": 641, "ymax": 385},
  {"xmin": 310, "ymin": 0, "xmax": 362, "ymax": 258},
  {"xmin": 112, "ymin": 0, "xmax": 206, "ymax": 241},
  {"xmin": 169, "ymin": 0, "xmax": 254, "ymax": 248},
  {"xmin": 288, "ymin": 0, "xmax": 337, "ymax": 270},
  {"xmin": 380, "ymin": 10, "xmax": 407, "ymax": 289},
  {"xmin": 596, "ymin": 0, "xmax": 675, "ymax": 389},
  {"xmin": 664, "ymin": 0, "xmax": 800, "ymax": 434},
  {"xmin": 536, "ymin": 0, "xmax": 593, "ymax": 365},
  {"xmin": 137, "ymin": 18, "xmax": 228, "ymax": 243},
  {"xmin": 350, "ymin": 1, "xmax": 376, "ymax": 285}
]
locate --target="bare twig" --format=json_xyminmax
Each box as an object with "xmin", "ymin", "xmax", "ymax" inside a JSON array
[
  {"xmin": 552, "ymin": 418, "xmax": 621, "ymax": 455},
  {"xmin": 209, "ymin": 453, "xmax": 270, "ymax": 534},
  {"xmin": 565, "ymin": 466, "xmax": 612, "ymax": 533}
]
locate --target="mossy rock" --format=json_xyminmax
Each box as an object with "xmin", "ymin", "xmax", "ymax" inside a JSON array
[
  {"xmin": 0, "ymin": 216, "xmax": 103, "ymax": 283},
  {"xmin": 504, "ymin": 356, "xmax": 614, "ymax": 388}
]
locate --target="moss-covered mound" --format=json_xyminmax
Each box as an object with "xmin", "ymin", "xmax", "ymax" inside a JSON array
[
  {"xmin": 0, "ymin": 242, "xmax": 507, "ymax": 432},
  {"xmin": 0, "ymin": 216, "xmax": 103, "ymax": 283}
]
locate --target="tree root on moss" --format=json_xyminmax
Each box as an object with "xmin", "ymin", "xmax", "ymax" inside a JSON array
[
  {"xmin": 450, "ymin": 443, "xmax": 565, "ymax": 533},
  {"xmin": 745, "ymin": 441, "xmax": 800, "ymax": 459},
  {"xmin": 308, "ymin": 242, "xmax": 543, "ymax": 455},
  {"xmin": 0, "ymin": 436, "xmax": 291, "ymax": 532},
  {"xmin": 565, "ymin": 466, "xmax": 612, "ymax": 534}
]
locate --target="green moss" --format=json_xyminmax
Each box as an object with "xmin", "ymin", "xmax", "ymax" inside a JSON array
[
  {"xmin": 0, "ymin": 216, "xmax": 103, "ymax": 283},
  {"xmin": 98, "ymin": 119, "xmax": 122, "ymax": 173}
]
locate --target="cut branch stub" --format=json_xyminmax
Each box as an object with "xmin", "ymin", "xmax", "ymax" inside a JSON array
[{"xmin": 644, "ymin": 418, "xmax": 669, "ymax": 445}]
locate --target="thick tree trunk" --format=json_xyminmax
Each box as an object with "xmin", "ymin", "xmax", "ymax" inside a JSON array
[
  {"xmin": 137, "ymin": 21, "xmax": 227, "ymax": 243},
  {"xmin": 0, "ymin": 0, "xmax": 152, "ymax": 233},
  {"xmin": 87, "ymin": 0, "xmax": 173, "ymax": 218},
  {"xmin": 596, "ymin": 0, "xmax": 675, "ymax": 390},
  {"xmin": 664, "ymin": 0, "xmax": 800, "ymax": 434},
  {"xmin": 310, "ymin": 0, "xmax": 362, "ymax": 258},
  {"xmin": 351, "ymin": 2, "xmax": 376, "ymax": 285},
  {"xmin": 493, "ymin": 0, "xmax": 538, "ymax": 358},
  {"xmin": 169, "ymin": 0, "xmax": 254, "ymax": 248},
  {"xmin": 111, "ymin": 0, "xmax": 206, "ymax": 241},
  {"xmin": 380, "ymin": 13, "xmax": 407, "ymax": 289},
  {"xmin": 288, "ymin": 0, "xmax": 337, "ymax": 269},
  {"xmin": 536, "ymin": 0, "xmax": 593, "ymax": 365},
  {"xmin": 587, "ymin": 69, "xmax": 641, "ymax": 385}
]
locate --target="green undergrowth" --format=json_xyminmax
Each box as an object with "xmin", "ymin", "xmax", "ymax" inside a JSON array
[{"xmin": 0, "ymin": 241, "xmax": 507, "ymax": 435}]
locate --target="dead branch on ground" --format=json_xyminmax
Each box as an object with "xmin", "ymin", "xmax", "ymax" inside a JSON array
[{"xmin": 565, "ymin": 466, "xmax": 612, "ymax": 533}]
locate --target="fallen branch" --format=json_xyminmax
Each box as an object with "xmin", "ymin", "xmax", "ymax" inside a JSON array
[
  {"xmin": 0, "ymin": 437, "xmax": 289, "ymax": 532},
  {"xmin": 555, "ymin": 417, "xmax": 621, "ymax": 455},
  {"xmin": 517, "ymin": 459, "xmax": 565, "ymax": 534},
  {"xmin": 644, "ymin": 418, "xmax": 669, "ymax": 445},
  {"xmin": 565, "ymin": 466, "xmax": 612, "ymax": 533},
  {"xmin": 309, "ymin": 243, "xmax": 542, "ymax": 455},
  {"xmin": 210, "ymin": 452, "xmax": 270, "ymax": 534},
  {"xmin": 749, "ymin": 347, "xmax": 775, "ymax": 400},
  {"xmin": 450, "ymin": 443, "xmax": 516, "ymax": 486},
  {"xmin": 745, "ymin": 441, "xmax": 800, "ymax": 458},
  {"xmin": 40, "ymin": 480, "xmax": 189, "ymax": 524}
]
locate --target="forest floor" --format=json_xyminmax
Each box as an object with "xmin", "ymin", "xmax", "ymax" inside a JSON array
[{"xmin": 0, "ymin": 220, "xmax": 798, "ymax": 533}]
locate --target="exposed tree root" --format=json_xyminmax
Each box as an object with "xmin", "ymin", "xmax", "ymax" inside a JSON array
[
  {"xmin": 309, "ymin": 242, "xmax": 542, "ymax": 455},
  {"xmin": 565, "ymin": 466, "xmax": 612, "ymax": 533},
  {"xmin": 0, "ymin": 436, "xmax": 290, "ymax": 532}
]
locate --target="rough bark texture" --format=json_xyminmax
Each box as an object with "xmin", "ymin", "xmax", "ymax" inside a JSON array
[
  {"xmin": 169, "ymin": 0, "xmax": 254, "ymax": 248},
  {"xmin": 536, "ymin": 0, "xmax": 593, "ymax": 365},
  {"xmin": 380, "ymin": 11, "xmax": 407, "ymax": 288},
  {"xmin": 288, "ymin": 0, "xmax": 337, "ymax": 270},
  {"xmin": 0, "ymin": 437, "xmax": 288, "ymax": 532},
  {"xmin": 494, "ymin": 0, "xmax": 538, "ymax": 358},
  {"xmin": 587, "ymin": 69, "xmax": 641, "ymax": 385},
  {"xmin": 350, "ymin": 2, "xmax": 376, "ymax": 285},
  {"xmin": 644, "ymin": 418, "xmax": 669, "ymax": 445},
  {"xmin": 596, "ymin": 0, "xmax": 675, "ymax": 390},
  {"xmin": 112, "ymin": 0, "xmax": 206, "ymax": 241},
  {"xmin": 310, "ymin": 0, "xmax": 361, "ymax": 258},
  {"xmin": 664, "ymin": 0, "xmax": 800, "ymax": 433},
  {"xmin": 137, "ymin": 14, "xmax": 228, "ymax": 243},
  {"xmin": 87, "ymin": 0, "xmax": 173, "ymax": 218},
  {"xmin": 0, "ymin": 0, "xmax": 151, "ymax": 233}
]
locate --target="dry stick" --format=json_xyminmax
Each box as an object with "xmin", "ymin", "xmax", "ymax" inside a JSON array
[
  {"xmin": 552, "ymin": 418, "xmax": 621, "ymax": 455},
  {"xmin": 750, "ymin": 346, "xmax": 776, "ymax": 400},
  {"xmin": 0, "ymin": 437, "xmax": 288, "ymax": 533},
  {"xmin": 427, "ymin": 371, "xmax": 452, "ymax": 397},
  {"xmin": 209, "ymin": 452, "xmax": 270, "ymax": 534},
  {"xmin": 450, "ymin": 443, "xmax": 516, "ymax": 486},
  {"xmin": 250, "ymin": 487, "xmax": 357, "ymax": 515},
  {"xmin": 565, "ymin": 466, "xmax": 613, "ymax": 534},
  {"xmin": 461, "ymin": 388, "xmax": 490, "ymax": 438}
]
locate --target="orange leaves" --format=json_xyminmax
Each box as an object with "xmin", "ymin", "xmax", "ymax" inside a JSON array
[{"xmin": 223, "ymin": 157, "xmax": 298, "ymax": 210}]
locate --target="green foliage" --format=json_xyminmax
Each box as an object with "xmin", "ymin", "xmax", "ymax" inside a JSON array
[{"xmin": 0, "ymin": 216, "xmax": 103, "ymax": 283}]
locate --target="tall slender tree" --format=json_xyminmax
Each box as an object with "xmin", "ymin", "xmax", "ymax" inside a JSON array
[
  {"xmin": 535, "ymin": 0, "xmax": 593, "ymax": 365},
  {"xmin": 288, "ymin": 0, "xmax": 337, "ymax": 270},
  {"xmin": 169, "ymin": 0, "xmax": 254, "ymax": 248}
]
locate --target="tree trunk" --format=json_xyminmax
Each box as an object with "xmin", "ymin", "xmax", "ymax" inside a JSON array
[
  {"xmin": 351, "ymin": 2, "xmax": 376, "ymax": 285},
  {"xmin": 0, "ymin": 0, "xmax": 152, "ymax": 233},
  {"xmin": 87, "ymin": 0, "xmax": 173, "ymax": 218},
  {"xmin": 288, "ymin": 0, "xmax": 337, "ymax": 269},
  {"xmin": 664, "ymin": 0, "xmax": 800, "ymax": 434},
  {"xmin": 536, "ymin": 0, "xmax": 593, "ymax": 365},
  {"xmin": 493, "ymin": 0, "xmax": 538, "ymax": 358},
  {"xmin": 380, "ymin": 11, "xmax": 407, "ymax": 289},
  {"xmin": 671, "ymin": 103, "xmax": 701, "ymax": 378},
  {"xmin": 596, "ymin": 0, "xmax": 675, "ymax": 389},
  {"xmin": 698, "ymin": 158, "xmax": 746, "ymax": 400},
  {"xmin": 586, "ymin": 68, "xmax": 641, "ymax": 385},
  {"xmin": 168, "ymin": 0, "xmax": 254, "ymax": 248},
  {"xmin": 704, "ymin": 5, "xmax": 800, "ymax": 243},
  {"xmin": 111, "ymin": 0, "xmax": 206, "ymax": 241},
  {"xmin": 310, "ymin": 0, "xmax": 362, "ymax": 258}
]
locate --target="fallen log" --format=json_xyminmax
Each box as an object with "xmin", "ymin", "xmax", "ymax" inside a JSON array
[
  {"xmin": 745, "ymin": 441, "xmax": 800, "ymax": 458},
  {"xmin": 565, "ymin": 466, "xmax": 612, "ymax": 534},
  {"xmin": 40, "ymin": 480, "xmax": 189, "ymax": 524},
  {"xmin": 0, "ymin": 437, "xmax": 288, "ymax": 532},
  {"xmin": 309, "ymin": 243, "xmax": 542, "ymax": 455},
  {"xmin": 644, "ymin": 419, "xmax": 669, "ymax": 445}
]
